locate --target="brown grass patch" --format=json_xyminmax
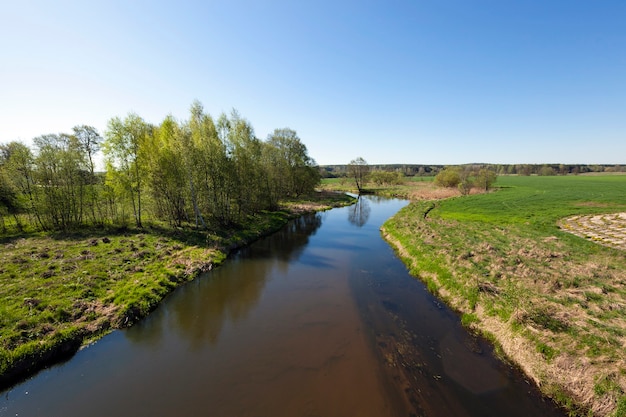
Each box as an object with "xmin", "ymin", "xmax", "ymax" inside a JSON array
[{"xmin": 405, "ymin": 182, "xmax": 460, "ymax": 200}]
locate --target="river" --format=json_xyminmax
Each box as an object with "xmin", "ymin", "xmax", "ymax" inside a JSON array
[{"xmin": 0, "ymin": 196, "xmax": 564, "ymax": 417}]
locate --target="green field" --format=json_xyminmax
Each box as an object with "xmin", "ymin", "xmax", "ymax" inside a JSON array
[
  {"xmin": 382, "ymin": 175, "xmax": 626, "ymax": 417},
  {"xmin": 436, "ymin": 175, "xmax": 626, "ymax": 226}
]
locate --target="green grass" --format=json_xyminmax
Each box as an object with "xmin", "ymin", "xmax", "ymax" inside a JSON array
[
  {"xmin": 435, "ymin": 175, "xmax": 626, "ymax": 227},
  {"xmin": 382, "ymin": 175, "xmax": 626, "ymax": 416}
]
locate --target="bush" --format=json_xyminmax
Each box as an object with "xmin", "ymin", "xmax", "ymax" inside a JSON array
[
  {"xmin": 434, "ymin": 167, "xmax": 461, "ymax": 188},
  {"xmin": 369, "ymin": 170, "xmax": 404, "ymax": 186}
]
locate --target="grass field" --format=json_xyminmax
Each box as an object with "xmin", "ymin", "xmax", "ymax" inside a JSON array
[{"xmin": 381, "ymin": 175, "xmax": 626, "ymax": 417}]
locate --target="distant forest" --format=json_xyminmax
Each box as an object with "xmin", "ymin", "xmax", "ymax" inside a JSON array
[{"xmin": 320, "ymin": 163, "xmax": 626, "ymax": 178}]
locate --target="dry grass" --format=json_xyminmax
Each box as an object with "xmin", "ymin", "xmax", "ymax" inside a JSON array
[
  {"xmin": 404, "ymin": 182, "xmax": 461, "ymax": 200},
  {"xmin": 281, "ymin": 190, "xmax": 357, "ymax": 214}
]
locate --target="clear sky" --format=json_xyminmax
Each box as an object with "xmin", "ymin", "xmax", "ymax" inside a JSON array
[{"xmin": 1, "ymin": 0, "xmax": 625, "ymax": 165}]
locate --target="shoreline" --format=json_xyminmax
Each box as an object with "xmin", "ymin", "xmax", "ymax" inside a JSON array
[
  {"xmin": 0, "ymin": 191, "xmax": 355, "ymax": 391},
  {"xmin": 381, "ymin": 200, "xmax": 626, "ymax": 417}
]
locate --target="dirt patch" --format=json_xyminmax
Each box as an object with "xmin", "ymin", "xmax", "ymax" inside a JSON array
[{"xmin": 560, "ymin": 212, "xmax": 626, "ymax": 251}]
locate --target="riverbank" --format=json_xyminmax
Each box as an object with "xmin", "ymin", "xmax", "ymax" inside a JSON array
[
  {"xmin": 0, "ymin": 191, "xmax": 355, "ymax": 390},
  {"xmin": 380, "ymin": 176, "xmax": 626, "ymax": 417}
]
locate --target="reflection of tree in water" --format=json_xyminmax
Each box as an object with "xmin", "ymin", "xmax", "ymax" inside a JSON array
[
  {"xmin": 348, "ymin": 196, "xmax": 371, "ymax": 227},
  {"xmin": 126, "ymin": 213, "xmax": 323, "ymax": 350},
  {"xmin": 244, "ymin": 212, "xmax": 322, "ymax": 264}
]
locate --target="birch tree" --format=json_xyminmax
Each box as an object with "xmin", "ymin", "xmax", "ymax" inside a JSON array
[{"xmin": 103, "ymin": 113, "xmax": 150, "ymax": 228}]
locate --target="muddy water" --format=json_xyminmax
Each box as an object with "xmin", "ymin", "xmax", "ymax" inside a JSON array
[{"xmin": 0, "ymin": 197, "xmax": 564, "ymax": 417}]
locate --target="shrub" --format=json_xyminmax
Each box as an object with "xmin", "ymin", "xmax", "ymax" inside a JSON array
[{"xmin": 434, "ymin": 167, "xmax": 461, "ymax": 188}]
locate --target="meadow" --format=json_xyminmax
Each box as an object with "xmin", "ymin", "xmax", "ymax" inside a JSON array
[{"xmin": 382, "ymin": 175, "xmax": 626, "ymax": 416}]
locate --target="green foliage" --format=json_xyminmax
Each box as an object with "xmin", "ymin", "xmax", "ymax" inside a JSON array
[
  {"xmin": 434, "ymin": 166, "xmax": 497, "ymax": 194},
  {"xmin": 266, "ymin": 128, "xmax": 319, "ymax": 201},
  {"xmin": 461, "ymin": 312, "xmax": 479, "ymax": 327},
  {"xmin": 539, "ymin": 165, "xmax": 557, "ymax": 176},
  {"xmin": 475, "ymin": 168, "xmax": 497, "ymax": 191},
  {"xmin": 0, "ymin": 102, "xmax": 321, "ymax": 234},
  {"xmin": 103, "ymin": 113, "xmax": 150, "ymax": 228},
  {"xmin": 369, "ymin": 170, "xmax": 404, "ymax": 186},
  {"xmin": 0, "ymin": 169, "xmax": 20, "ymax": 217},
  {"xmin": 536, "ymin": 342, "xmax": 557, "ymax": 361},
  {"xmin": 434, "ymin": 167, "xmax": 461, "ymax": 188},
  {"xmin": 616, "ymin": 395, "xmax": 626, "ymax": 417}
]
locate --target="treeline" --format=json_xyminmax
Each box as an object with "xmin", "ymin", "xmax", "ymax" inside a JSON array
[
  {"xmin": 0, "ymin": 101, "xmax": 319, "ymax": 233},
  {"xmin": 321, "ymin": 163, "xmax": 626, "ymax": 178}
]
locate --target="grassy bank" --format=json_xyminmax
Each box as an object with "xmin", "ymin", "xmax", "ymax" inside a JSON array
[
  {"xmin": 381, "ymin": 175, "xmax": 626, "ymax": 416},
  {"xmin": 0, "ymin": 191, "xmax": 355, "ymax": 390}
]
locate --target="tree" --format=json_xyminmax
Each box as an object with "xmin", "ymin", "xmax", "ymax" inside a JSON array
[
  {"xmin": 0, "ymin": 142, "xmax": 38, "ymax": 228},
  {"xmin": 182, "ymin": 101, "xmax": 207, "ymax": 229},
  {"xmin": 434, "ymin": 167, "xmax": 461, "ymax": 188},
  {"xmin": 190, "ymin": 106, "xmax": 229, "ymax": 224},
  {"xmin": 266, "ymin": 128, "xmax": 319, "ymax": 198},
  {"xmin": 369, "ymin": 170, "xmax": 404, "ymax": 186},
  {"xmin": 72, "ymin": 125, "xmax": 101, "ymax": 180},
  {"xmin": 33, "ymin": 133, "xmax": 87, "ymax": 229},
  {"xmin": 475, "ymin": 168, "xmax": 497, "ymax": 191},
  {"xmin": 72, "ymin": 125, "xmax": 103, "ymax": 224},
  {"xmin": 224, "ymin": 110, "xmax": 263, "ymax": 218},
  {"xmin": 0, "ymin": 165, "xmax": 21, "ymax": 232},
  {"xmin": 145, "ymin": 115, "xmax": 189, "ymax": 226},
  {"xmin": 103, "ymin": 113, "xmax": 150, "ymax": 228},
  {"xmin": 348, "ymin": 157, "xmax": 370, "ymax": 194},
  {"xmin": 539, "ymin": 165, "xmax": 556, "ymax": 176}
]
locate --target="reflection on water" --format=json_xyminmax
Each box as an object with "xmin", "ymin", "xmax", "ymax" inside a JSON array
[
  {"xmin": 0, "ymin": 197, "xmax": 565, "ymax": 417},
  {"xmin": 126, "ymin": 213, "xmax": 324, "ymax": 349},
  {"xmin": 245, "ymin": 212, "xmax": 323, "ymax": 263},
  {"xmin": 348, "ymin": 196, "xmax": 371, "ymax": 227}
]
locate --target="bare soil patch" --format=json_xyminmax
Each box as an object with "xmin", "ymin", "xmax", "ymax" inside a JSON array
[{"xmin": 560, "ymin": 212, "xmax": 626, "ymax": 251}]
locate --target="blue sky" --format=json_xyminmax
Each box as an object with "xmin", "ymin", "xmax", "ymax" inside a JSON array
[{"xmin": 1, "ymin": 1, "xmax": 625, "ymax": 165}]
